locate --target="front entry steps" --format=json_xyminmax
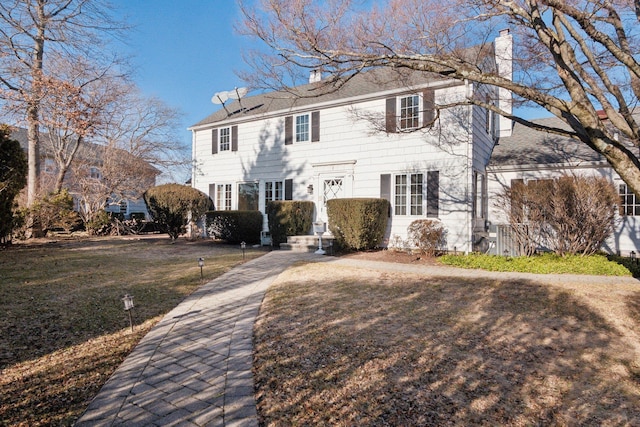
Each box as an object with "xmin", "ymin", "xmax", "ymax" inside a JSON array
[{"xmin": 280, "ymin": 234, "xmax": 336, "ymax": 253}]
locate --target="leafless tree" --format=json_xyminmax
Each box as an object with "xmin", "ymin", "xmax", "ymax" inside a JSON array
[
  {"xmin": 96, "ymin": 84, "xmax": 190, "ymax": 183},
  {"xmin": 0, "ymin": 0, "xmax": 126, "ymax": 207},
  {"xmin": 238, "ymin": 0, "xmax": 640, "ymax": 196}
]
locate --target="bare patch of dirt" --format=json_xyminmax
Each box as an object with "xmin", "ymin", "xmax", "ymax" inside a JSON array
[{"xmin": 339, "ymin": 248, "xmax": 440, "ymax": 265}]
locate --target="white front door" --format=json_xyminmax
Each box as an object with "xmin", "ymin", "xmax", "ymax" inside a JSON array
[{"xmin": 319, "ymin": 176, "xmax": 345, "ymax": 225}]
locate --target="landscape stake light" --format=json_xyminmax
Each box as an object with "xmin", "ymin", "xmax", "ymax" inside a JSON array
[
  {"xmin": 122, "ymin": 294, "xmax": 134, "ymax": 332},
  {"xmin": 198, "ymin": 257, "xmax": 204, "ymax": 282},
  {"xmin": 241, "ymin": 241, "xmax": 246, "ymax": 260}
]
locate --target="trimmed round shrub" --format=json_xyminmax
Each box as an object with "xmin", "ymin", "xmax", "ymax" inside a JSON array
[
  {"xmin": 206, "ymin": 210, "xmax": 263, "ymax": 244},
  {"xmin": 144, "ymin": 184, "xmax": 213, "ymax": 240}
]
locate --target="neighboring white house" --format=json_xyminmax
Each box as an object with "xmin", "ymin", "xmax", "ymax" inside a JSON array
[
  {"xmin": 189, "ymin": 31, "xmax": 514, "ymax": 253},
  {"xmin": 487, "ymin": 115, "xmax": 640, "ymax": 256}
]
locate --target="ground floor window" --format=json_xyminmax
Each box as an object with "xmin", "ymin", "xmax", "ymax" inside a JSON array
[
  {"xmin": 395, "ymin": 173, "xmax": 423, "ymax": 215},
  {"xmin": 238, "ymin": 182, "xmax": 259, "ymax": 210},
  {"xmin": 265, "ymin": 181, "xmax": 284, "ymax": 204},
  {"xmin": 216, "ymin": 184, "xmax": 232, "ymax": 211},
  {"xmin": 619, "ymin": 183, "xmax": 640, "ymax": 216}
]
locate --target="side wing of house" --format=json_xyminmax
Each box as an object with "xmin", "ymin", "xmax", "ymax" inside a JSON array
[{"xmin": 486, "ymin": 117, "xmax": 640, "ymax": 255}]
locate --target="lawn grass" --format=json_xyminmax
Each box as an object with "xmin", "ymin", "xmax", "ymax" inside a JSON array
[
  {"xmin": 439, "ymin": 252, "xmax": 635, "ymax": 276},
  {"xmin": 0, "ymin": 236, "xmax": 264, "ymax": 426},
  {"xmin": 254, "ymin": 262, "xmax": 640, "ymax": 426}
]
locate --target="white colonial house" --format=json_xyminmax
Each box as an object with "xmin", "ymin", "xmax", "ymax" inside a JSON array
[
  {"xmin": 189, "ymin": 31, "xmax": 513, "ymax": 253},
  {"xmin": 487, "ymin": 115, "xmax": 640, "ymax": 256}
]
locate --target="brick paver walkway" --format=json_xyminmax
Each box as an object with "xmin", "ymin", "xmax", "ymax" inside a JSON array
[{"xmin": 76, "ymin": 251, "xmax": 316, "ymax": 427}]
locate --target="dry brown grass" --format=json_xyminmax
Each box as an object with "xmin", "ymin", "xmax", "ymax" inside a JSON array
[
  {"xmin": 0, "ymin": 236, "xmax": 263, "ymax": 426},
  {"xmin": 254, "ymin": 262, "xmax": 640, "ymax": 426}
]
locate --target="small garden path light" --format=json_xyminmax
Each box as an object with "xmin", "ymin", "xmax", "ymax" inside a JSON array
[
  {"xmin": 241, "ymin": 241, "xmax": 246, "ymax": 260},
  {"xmin": 122, "ymin": 294, "xmax": 134, "ymax": 332},
  {"xmin": 198, "ymin": 257, "xmax": 204, "ymax": 283}
]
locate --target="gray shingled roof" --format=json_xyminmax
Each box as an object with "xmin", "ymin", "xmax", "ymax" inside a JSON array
[
  {"xmin": 190, "ymin": 68, "xmax": 452, "ymax": 128},
  {"xmin": 490, "ymin": 116, "xmax": 605, "ymax": 168}
]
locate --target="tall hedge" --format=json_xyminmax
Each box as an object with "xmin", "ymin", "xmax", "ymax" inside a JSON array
[
  {"xmin": 266, "ymin": 201, "xmax": 314, "ymax": 246},
  {"xmin": 327, "ymin": 198, "xmax": 389, "ymax": 251},
  {"xmin": 144, "ymin": 184, "xmax": 213, "ymax": 240},
  {"xmin": 206, "ymin": 210, "xmax": 263, "ymax": 244},
  {"xmin": 0, "ymin": 127, "xmax": 27, "ymax": 243}
]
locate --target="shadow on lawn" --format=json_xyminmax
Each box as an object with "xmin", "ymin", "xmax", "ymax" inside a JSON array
[{"xmin": 254, "ymin": 269, "xmax": 640, "ymax": 425}]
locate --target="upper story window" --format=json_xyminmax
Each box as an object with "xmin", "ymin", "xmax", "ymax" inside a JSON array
[
  {"xmin": 90, "ymin": 167, "xmax": 101, "ymax": 179},
  {"xmin": 295, "ymin": 114, "xmax": 310, "ymax": 142},
  {"xmin": 212, "ymin": 125, "xmax": 238, "ymax": 154},
  {"xmin": 620, "ymin": 183, "xmax": 640, "ymax": 216},
  {"xmin": 385, "ymin": 90, "xmax": 434, "ymax": 133},
  {"xmin": 285, "ymin": 111, "xmax": 320, "ymax": 145},
  {"xmin": 219, "ymin": 127, "xmax": 231, "ymax": 151},
  {"xmin": 399, "ymin": 94, "xmax": 420, "ymax": 130}
]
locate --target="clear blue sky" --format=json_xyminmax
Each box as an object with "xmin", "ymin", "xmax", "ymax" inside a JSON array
[{"xmin": 112, "ymin": 0, "xmax": 251, "ymax": 170}]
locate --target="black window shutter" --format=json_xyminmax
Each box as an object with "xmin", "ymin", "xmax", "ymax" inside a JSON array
[
  {"xmin": 284, "ymin": 179, "xmax": 293, "ymax": 200},
  {"xmin": 231, "ymin": 125, "xmax": 238, "ymax": 152},
  {"xmin": 423, "ymin": 89, "xmax": 435, "ymax": 126},
  {"xmin": 427, "ymin": 171, "xmax": 439, "ymax": 217},
  {"xmin": 385, "ymin": 98, "xmax": 396, "ymax": 133},
  {"xmin": 380, "ymin": 174, "xmax": 391, "ymax": 217},
  {"xmin": 212, "ymin": 129, "xmax": 218, "ymax": 154},
  {"xmin": 311, "ymin": 111, "xmax": 320, "ymax": 142},
  {"xmin": 285, "ymin": 116, "xmax": 293, "ymax": 145},
  {"xmin": 208, "ymin": 183, "xmax": 216, "ymax": 210}
]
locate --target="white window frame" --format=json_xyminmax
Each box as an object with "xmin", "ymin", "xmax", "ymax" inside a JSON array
[
  {"xmin": 295, "ymin": 113, "xmax": 310, "ymax": 142},
  {"xmin": 265, "ymin": 181, "xmax": 284, "ymax": 204},
  {"xmin": 394, "ymin": 173, "xmax": 424, "ymax": 216},
  {"xmin": 219, "ymin": 127, "xmax": 231, "ymax": 151},
  {"xmin": 216, "ymin": 183, "xmax": 232, "ymax": 211},
  {"xmin": 399, "ymin": 94, "xmax": 421, "ymax": 131},
  {"xmin": 619, "ymin": 183, "xmax": 640, "ymax": 216}
]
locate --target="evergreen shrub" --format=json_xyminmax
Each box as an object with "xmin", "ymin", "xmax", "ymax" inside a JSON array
[
  {"xmin": 266, "ymin": 201, "xmax": 314, "ymax": 246},
  {"xmin": 206, "ymin": 210, "xmax": 263, "ymax": 243},
  {"xmin": 327, "ymin": 198, "xmax": 389, "ymax": 251}
]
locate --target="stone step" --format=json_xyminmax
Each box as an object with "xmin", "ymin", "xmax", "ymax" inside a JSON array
[{"xmin": 280, "ymin": 234, "xmax": 335, "ymax": 253}]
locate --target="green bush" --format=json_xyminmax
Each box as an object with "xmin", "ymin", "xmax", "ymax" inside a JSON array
[
  {"xmin": 327, "ymin": 198, "xmax": 389, "ymax": 251},
  {"xmin": 0, "ymin": 127, "xmax": 27, "ymax": 243},
  {"xmin": 144, "ymin": 184, "xmax": 213, "ymax": 240},
  {"xmin": 266, "ymin": 201, "xmax": 314, "ymax": 246},
  {"xmin": 206, "ymin": 210, "xmax": 263, "ymax": 244},
  {"xmin": 439, "ymin": 252, "xmax": 633, "ymax": 276},
  {"xmin": 86, "ymin": 210, "xmax": 113, "ymax": 236}
]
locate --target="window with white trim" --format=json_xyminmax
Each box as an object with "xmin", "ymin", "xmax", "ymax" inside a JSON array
[
  {"xmin": 400, "ymin": 94, "xmax": 420, "ymax": 130},
  {"xmin": 619, "ymin": 183, "xmax": 640, "ymax": 216},
  {"xmin": 219, "ymin": 127, "xmax": 231, "ymax": 151},
  {"xmin": 395, "ymin": 173, "xmax": 423, "ymax": 215},
  {"xmin": 295, "ymin": 114, "xmax": 310, "ymax": 142},
  {"xmin": 216, "ymin": 184, "xmax": 232, "ymax": 211},
  {"xmin": 265, "ymin": 181, "xmax": 284, "ymax": 204}
]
